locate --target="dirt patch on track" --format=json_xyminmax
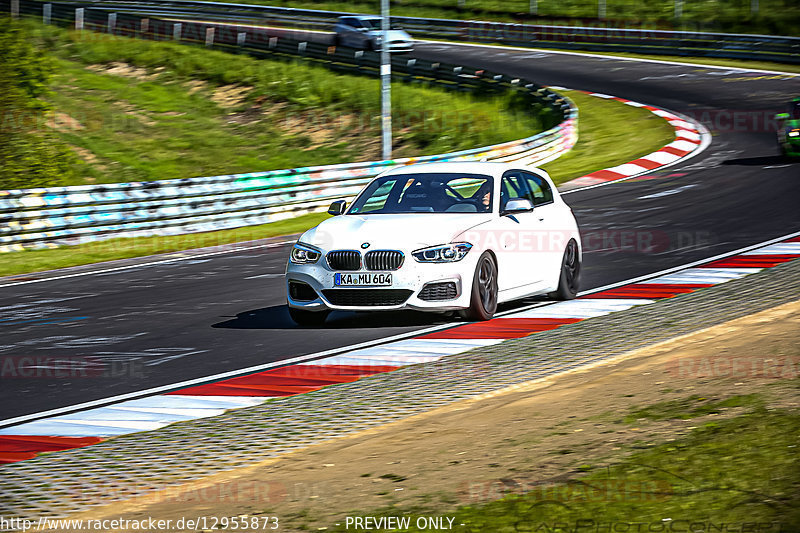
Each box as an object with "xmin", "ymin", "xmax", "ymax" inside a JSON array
[{"xmin": 72, "ymin": 300, "xmax": 800, "ymax": 531}]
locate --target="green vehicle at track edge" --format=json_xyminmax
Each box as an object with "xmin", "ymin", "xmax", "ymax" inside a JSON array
[{"xmin": 776, "ymin": 97, "xmax": 800, "ymax": 157}]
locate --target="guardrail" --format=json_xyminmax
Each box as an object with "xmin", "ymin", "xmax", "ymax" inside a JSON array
[
  {"xmin": 13, "ymin": 0, "xmax": 800, "ymax": 64},
  {"xmin": 0, "ymin": 0, "xmax": 577, "ymax": 253}
]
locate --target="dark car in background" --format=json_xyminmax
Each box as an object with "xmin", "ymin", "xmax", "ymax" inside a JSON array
[{"xmin": 333, "ymin": 15, "xmax": 415, "ymax": 53}]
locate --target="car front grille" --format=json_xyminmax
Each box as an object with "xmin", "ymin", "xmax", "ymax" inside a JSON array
[
  {"xmin": 326, "ymin": 250, "xmax": 361, "ymax": 271},
  {"xmin": 365, "ymin": 250, "xmax": 404, "ymax": 271},
  {"xmin": 322, "ymin": 289, "xmax": 413, "ymax": 307},
  {"xmin": 418, "ymin": 282, "xmax": 458, "ymax": 301}
]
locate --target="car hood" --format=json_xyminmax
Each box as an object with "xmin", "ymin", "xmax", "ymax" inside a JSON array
[
  {"xmin": 299, "ymin": 213, "xmax": 491, "ymax": 251},
  {"xmin": 366, "ymin": 29, "xmax": 412, "ymax": 40}
]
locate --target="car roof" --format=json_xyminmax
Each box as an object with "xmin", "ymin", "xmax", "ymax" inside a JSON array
[{"xmin": 381, "ymin": 161, "xmax": 546, "ymax": 179}]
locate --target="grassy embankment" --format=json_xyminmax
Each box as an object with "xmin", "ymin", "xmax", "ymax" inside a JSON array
[
  {"xmin": 324, "ymin": 391, "xmax": 800, "ymax": 531},
  {"xmin": 199, "ymin": 0, "xmax": 800, "ymax": 36}
]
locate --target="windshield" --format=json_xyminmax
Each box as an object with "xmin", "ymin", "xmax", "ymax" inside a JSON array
[
  {"xmin": 359, "ymin": 18, "xmax": 402, "ymax": 30},
  {"xmin": 349, "ymin": 173, "xmax": 494, "ymax": 214}
]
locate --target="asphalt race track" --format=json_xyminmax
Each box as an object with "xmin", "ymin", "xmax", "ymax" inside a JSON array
[{"xmin": 1, "ymin": 43, "xmax": 798, "ymax": 421}]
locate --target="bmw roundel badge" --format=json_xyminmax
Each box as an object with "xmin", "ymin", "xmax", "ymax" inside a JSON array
[{"xmin": 361, "ymin": 242, "xmax": 370, "ymax": 249}]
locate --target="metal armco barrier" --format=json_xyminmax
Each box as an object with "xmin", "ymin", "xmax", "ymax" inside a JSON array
[
  {"xmin": 0, "ymin": 0, "xmax": 577, "ymax": 253},
  {"xmin": 11, "ymin": 0, "xmax": 798, "ymax": 64}
]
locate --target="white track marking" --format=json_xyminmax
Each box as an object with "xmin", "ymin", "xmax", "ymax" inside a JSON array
[
  {"xmin": 419, "ymin": 40, "xmax": 800, "ymax": 77},
  {"xmin": 0, "ymin": 240, "xmax": 297, "ymax": 289}
]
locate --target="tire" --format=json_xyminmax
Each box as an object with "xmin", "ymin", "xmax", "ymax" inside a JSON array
[
  {"xmin": 460, "ymin": 252, "xmax": 498, "ymax": 321},
  {"xmin": 550, "ymin": 239, "xmax": 581, "ymax": 300},
  {"xmin": 288, "ymin": 307, "xmax": 330, "ymax": 326}
]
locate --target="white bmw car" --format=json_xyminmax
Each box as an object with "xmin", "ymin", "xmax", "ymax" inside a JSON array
[{"xmin": 285, "ymin": 162, "xmax": 582, "ymax": 325}]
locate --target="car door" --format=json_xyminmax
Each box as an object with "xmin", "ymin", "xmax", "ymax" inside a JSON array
[
  {"xmin": 492, "ymin": 171, "xmax": 543, "ymax": 293},
  {"xmin": 520, "ymin": 170, "xmax": 563, "ymax": 281},
  {"xmin": 340, "ymin": 18, "xmax": 360, "ymax": 48}
]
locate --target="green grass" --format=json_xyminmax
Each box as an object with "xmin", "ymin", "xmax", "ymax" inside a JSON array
[
  {"xmin": 541, "ymin": 90, "xmax": 676, "ymax": 183},
  {"xmin": 622, "ymin": 394, "xmax": 763, "ymax": 423},
  {"xmin": 25, "ymin": 20, "xmax": 544, "ymax": 185},
  {"xmin": 0, "ymin": 212, "xmax": 327, "ymax": 277},
  {"xmin": 196, "ymin": 0, "xmax": 800, "ymax": 36},
  {"xmin": 321, "ymin": 394, "xmax": 800, "ymax": 532}
]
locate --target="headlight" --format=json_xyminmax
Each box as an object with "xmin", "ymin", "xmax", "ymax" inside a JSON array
[
  {"xmin": 290, "ymin": 242, "xmax": 321, "ymax": 264},
  {"xmin": 412, "ymin": 243, "xmax": 472, "ymax": 263},
  {"xmin": 789, "ymin": 130, "xmax": 800, "ymax": 137}
]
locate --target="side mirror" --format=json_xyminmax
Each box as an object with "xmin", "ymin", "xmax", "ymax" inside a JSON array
[
  {"xmin": 776, "ymin": 113, "xmax": 790, "ymax": 120},
  {"xmin": 328, "ymin": 200, "xmax": 347, "ymax": 216},
  {"xmin": 502, "ymin": 198, "xmax": 533, "ymax": 215}
]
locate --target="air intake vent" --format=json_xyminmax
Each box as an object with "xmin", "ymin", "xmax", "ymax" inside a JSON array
[
  {"xmin": 419, "ymin": 282, "xmax": 458, "ymax": 301},
  {"xmin": 322, "ymin": 289, "xmax": 413, "ymax": 307},
  {"xmin": 326, "ymin": 250, "xmax": 361, "ymax": 271},
  {"xmin": 289, "ymin": 281, "xmax": 317, "ymax": 302},
  {"xmin": 365, "ymin": 250, "xmax": 404, "ymax": 271}
]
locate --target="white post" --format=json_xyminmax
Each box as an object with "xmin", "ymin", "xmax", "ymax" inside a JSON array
[
  {"xmin": 381, "ymin": 0, "xmax": 392, "ymax": 160},
  {"xmin": 75, "ymin": 8, "xmax": 84, "ymax": 30},
  {"xmin": 205, "ymin": 27, "xmax": 215, "ymax": 47},
  {"xmin": 751, "ymin": 0, "xmax": 759, "ymax": 14},
  {"xmin": 10, "ymin": 0, "xmax": 19, "ymax": 19},
  {"xmin": 107, "ymin": 13, "xmax": 116, "ymax": 34},
  {"xmin": 674, "ymin": 0, "xmax": 683, "ymax": 19},
  {"xmin": 237, "ymin": 32, "xmax": 246, "ymax": 47},
  {"xmin": 598, "ymin": 0, "xmax": 606, "ymax": 19},
  {"xmin": 173, "ymin": 23, "xmax": 182, "ymax": 41},
  {"xmin": 43, "ymin": 3, "xmax": 52, "ymax": 24},
  {"xmin": 140, "ymin": 18, "xmax": 149, "ymax": 37},
  {"xmin": 530, "ymin": 0, "xmax": 537, "ymax": 15}
]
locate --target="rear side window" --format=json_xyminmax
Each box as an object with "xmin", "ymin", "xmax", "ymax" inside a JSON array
[{"xmin": 522, "ymin": 172, "xmax": 554, "ymax": 206}]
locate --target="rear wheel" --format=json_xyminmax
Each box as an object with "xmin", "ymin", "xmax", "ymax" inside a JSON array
[
  {"xmin": 550, "ymin": 239, "xmax": 580, "ymax": 300},
  {"xmin": 288, "ymin": 307, "xmax": 330, "ymax": 327},
  {"xmin": 460, "ymin": 252, "xmax": 498, "ymax": 321}
]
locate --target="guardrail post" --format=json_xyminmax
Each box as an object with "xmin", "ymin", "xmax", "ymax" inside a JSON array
[
  {"xmin": 140, "ymin": 18, "xmax": 149, "ymax": 39},
  {"xmin": 205, "ymin": 27, "xmax": 215, "ymax": 48},
  {"xmin": 43, "ymin": 3, "xmax": 51, "ymax": 24},
  {"xmin": 237, "ymin": 31, "xmax": 246, "ymax": 51},
  {"xmin": 530, "ymin": 0, "xmax": 537, "ymax": 15},
  {"xmin": 355, "ymin": 50, "xmax": 363, "ymax": 70},
  {"xmin": 269, "ymin": 36, "xmax": 278, "ymax": 49},
  {"xmin": 75, "ymin": 8, "xmax": 84, "ymax": 30},
  {"xmin": 298, "ymin": 41, "xmax": 307, "ymax": 56},
  {"xmin": 172, "ymin": 23, "xmax": 182, "ymax": 41},
  {"xmin": 674, "ymin": 0, "xmax": 683, "ymax": 19},
  {"xmin": 107, "ymin": 13, "xmax": 116, "ymax": 34},
  {"xmin": 454, "ymin": 66, "xmax": 462, "ymax": 90},
  {"xmin": 10, "ymin": 0, "xmax": 18, "ymax": 19},
  {"xmin": 598, "ymin": 0, "xmax": 606, "ymax": 19}
]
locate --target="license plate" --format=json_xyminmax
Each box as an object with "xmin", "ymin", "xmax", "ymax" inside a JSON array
[{"xmin": 334, "ymin": 272, "xmax": 392, "ymax": 287}]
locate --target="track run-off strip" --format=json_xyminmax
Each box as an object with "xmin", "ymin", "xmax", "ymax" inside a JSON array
[{"xmin": 1, "ymin": 231, "xmax": 798, "ymax": 464}]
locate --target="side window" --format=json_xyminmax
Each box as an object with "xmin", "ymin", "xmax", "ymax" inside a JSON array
[
  {"xmin": 500, "ymin": 173, "xmax": 532, "ymax": 211},
  {"xmin": 522, "ymin": 172, "xmax": 553, "ymax": 206}
]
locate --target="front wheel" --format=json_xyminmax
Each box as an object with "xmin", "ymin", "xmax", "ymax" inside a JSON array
[
  {"xmin": 550, "ymin": 239, "xmax": 581, "ymax": 300},
  {"xmin": 288, "ymin": 307, "xmax": 330, "ymax": 327},
  {"xmin": 460, "ymin": 252, "xmax": 498, "ymax": 321}
]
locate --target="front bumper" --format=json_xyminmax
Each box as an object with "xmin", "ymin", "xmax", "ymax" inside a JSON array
[{"xmin": 286, "ymin": 256, "xmax": 476, "ymax": 312}]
